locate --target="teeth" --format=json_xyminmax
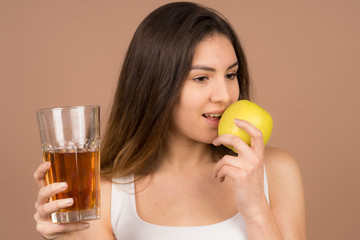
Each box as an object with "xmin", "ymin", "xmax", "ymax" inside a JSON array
[{"xmin": 204, "ymin": 113, "xmax": 222, "ymax": 118}]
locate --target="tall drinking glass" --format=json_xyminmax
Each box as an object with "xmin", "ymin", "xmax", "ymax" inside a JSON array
[{"xmin": 36, "ymin": 106, "xmax": 101, "ymax": 223}]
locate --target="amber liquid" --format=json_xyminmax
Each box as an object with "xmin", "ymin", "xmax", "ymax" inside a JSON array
[{"xmin": 43, "ymin": 150, "xmax": 100, "ymax": 215}]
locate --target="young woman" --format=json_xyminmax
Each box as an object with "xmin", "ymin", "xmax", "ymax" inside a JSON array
[{"xmin": 34, "ymin": 2, "xmax": 306, "ymax": 239}]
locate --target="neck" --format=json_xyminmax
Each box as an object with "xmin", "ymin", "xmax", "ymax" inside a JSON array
[{"xmin": 156, "ymin": 133, "xmax": 215, "ymax": 173}]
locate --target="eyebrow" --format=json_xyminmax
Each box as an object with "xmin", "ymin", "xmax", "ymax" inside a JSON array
[{"xmin": 190, "ymin": 61, "xmax": 238, "ymax": 71}]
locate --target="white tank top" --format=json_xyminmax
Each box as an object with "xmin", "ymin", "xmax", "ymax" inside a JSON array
[{"xmin": 111, "ymin": 168, "xmax": 269, "ymax": 240}]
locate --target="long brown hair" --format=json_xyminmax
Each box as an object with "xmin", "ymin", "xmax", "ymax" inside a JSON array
[{"xmin": 100, "ymin": 2, "xmax": 251, "ymax": 180}]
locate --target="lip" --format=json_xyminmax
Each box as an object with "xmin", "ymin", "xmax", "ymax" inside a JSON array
[
  {"xmin": 203, "ymin": 115, "xmax": 220, "ymax": 127},
  {"xmin": 203, "ymin": 109, "xmax": 226, "ymax": 115}
]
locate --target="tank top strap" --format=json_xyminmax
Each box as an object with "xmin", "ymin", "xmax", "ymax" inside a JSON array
[{"xmin": 264, "ymin": 164, "xmax": 270, "ymax": 204}]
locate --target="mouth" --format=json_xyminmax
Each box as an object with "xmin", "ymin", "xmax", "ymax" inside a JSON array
[
  {"xmin": 202, "ymin": 113, "xmax": 222, "ymax": 120},
  {"xmin": 202, "ymin": 113, "xmax": 223, "ymax": 127}
]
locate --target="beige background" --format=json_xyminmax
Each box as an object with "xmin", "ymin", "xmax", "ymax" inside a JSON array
[{"xmin": 1, "ymin": 0, "xmax": 359, "ymax": 239}]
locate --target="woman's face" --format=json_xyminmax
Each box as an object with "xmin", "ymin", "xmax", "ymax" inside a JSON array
[{"xmin": 170, "ymin": 34, "xmax": 240, "ymax": 144}]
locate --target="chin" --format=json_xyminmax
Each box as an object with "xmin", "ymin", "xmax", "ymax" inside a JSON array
[
  {"xmin": 200, "ymin": 134, "xmax": 218, "ymax": 144},
  {"xmin": 187, "ymin": 128, "xmax": 218, "ymax": 144}
]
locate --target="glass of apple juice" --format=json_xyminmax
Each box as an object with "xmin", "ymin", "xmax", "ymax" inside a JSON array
[{"xmin": 36, "ymin": 105, "xmax": 101, "ymax": 223}]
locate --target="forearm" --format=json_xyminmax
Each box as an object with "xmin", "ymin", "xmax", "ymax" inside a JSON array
[{"xmin": 245, "ymin": 206, "xmax": 283, "ymax": 240}]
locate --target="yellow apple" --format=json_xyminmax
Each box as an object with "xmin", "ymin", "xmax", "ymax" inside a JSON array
[{"xmin": 218, "ymin": 100, "xmax": 273, "ymax": 152}]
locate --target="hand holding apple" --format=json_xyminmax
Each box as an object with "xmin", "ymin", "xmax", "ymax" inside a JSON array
[{"xmin": 213, "ymin": 106, "xmax": 270, "ymax": 220}]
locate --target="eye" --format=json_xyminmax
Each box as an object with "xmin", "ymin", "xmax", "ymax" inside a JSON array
[
  {"xmin": 193, "ymin": 75, "xmax": 208, "ymax": 82},
  {"xmin": 226, "ymin": 73, "xmax": 237, "ymax": 80}
]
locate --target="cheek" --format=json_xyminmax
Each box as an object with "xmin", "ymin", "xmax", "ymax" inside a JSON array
[
  {"xmin": 175, "ymin": 97, "xmax": 199, "ymax": 127},
  {"xmin": 171, "ymin": 94, "xmax": 210, "ymax": 139},
  {"xmin": 171, "ymin": 95, "xmax": 198, "ymax": 129},
  {"xmin": 231, "ymin": 81, "xmax": 240, "ymax": 101},
  {"xmin": 177, "ymin": 87, "xmax": 204, "ymax": 115}
]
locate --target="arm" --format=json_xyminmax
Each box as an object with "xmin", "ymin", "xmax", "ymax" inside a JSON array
[
  {"xmin": 213, "ymin": 120, "xmax": 306, "ymax": 239},
  {"xmin": 65, "ymin": 179, "xmax": 115, "ymax": 240},
  {"xmin": 34, "ymin": 162, "xmax": 115, "ymax": 240},
  {"xmin": 264, "ymin": 147, "xmax": 307, "ymax": 240},
  {"xmin": 239, "ymin": 147, "xmax": 306, "ymax": 240}
]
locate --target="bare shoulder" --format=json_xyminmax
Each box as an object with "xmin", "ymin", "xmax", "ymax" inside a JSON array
[
  {"xmin": 100, "ymin": 178, "xmax": 113, "ymax": 216},
  {"xmin": 263, "ymin": 146, "xmax": 303, "ymax": 197},
  {"xmin": 264, "ymin": 146, "xmax": 307, "ymax": 239},
  {"xmin": 100, "ymin": 178, "xmax": 112, "ymax": 196},
  {"xmin": 264, "ymin": 146, "xmax": 303, "ymax": 185},
  {"xmin": 264, "ymin": 146, "xmax": 298, "ymax": 170}
]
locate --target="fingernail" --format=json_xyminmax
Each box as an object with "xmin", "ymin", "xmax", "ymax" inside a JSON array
[
  {"xmin": 83, "ymin": 223, "xmax": 90, "ymax": 228},
  {"xmin": 234, "ymin": 118, "xmax": 241, "ymax": 124},
  {"xmin": 65, "ymin": 198, "xmax": 73, "ymax": 206},
  {"xmin": 60, "ymin": 182, "xmax": 68, "ymax": 190},
  {"xmin": 43, "ymin": 161, "xmax": 51, "ymax": 167}
]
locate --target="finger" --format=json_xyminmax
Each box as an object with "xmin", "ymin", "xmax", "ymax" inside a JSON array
[
  {"xmin": 213, "ymin": 155, "xmax": 243, "ymax": 178},
  {"xmin": 216, "ymin": 164, "xmax": 245, "ymax": 183},
  {"xmin": 234, "ymin": 119, "xmax": 264, "ymax": 155},
  {"xmin": 36, "ymin": 221, "xmax": 90, "ymax": 238},
  {"xmin": 37, "ymin": 198, "xmax": 74, "ymax": 219},
  {"xmin": 37, "ymin": 182, "xmax": 68, "ymax": 207},
  {"xmin": 214, "ymin": 155, "xmax": 263, "ymax": 183},
  {"xmin": 34, "ymin": 161, "xmax": 51, "ymax": 188},
  {"xmin": 213, "ymin": 134, "xmax": 251, "ymax": 155}
]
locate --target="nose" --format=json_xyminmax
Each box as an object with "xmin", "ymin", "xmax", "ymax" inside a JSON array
[{"xmin": 210, "ymin": 77, "xmax": 231, "ymax": 104}]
